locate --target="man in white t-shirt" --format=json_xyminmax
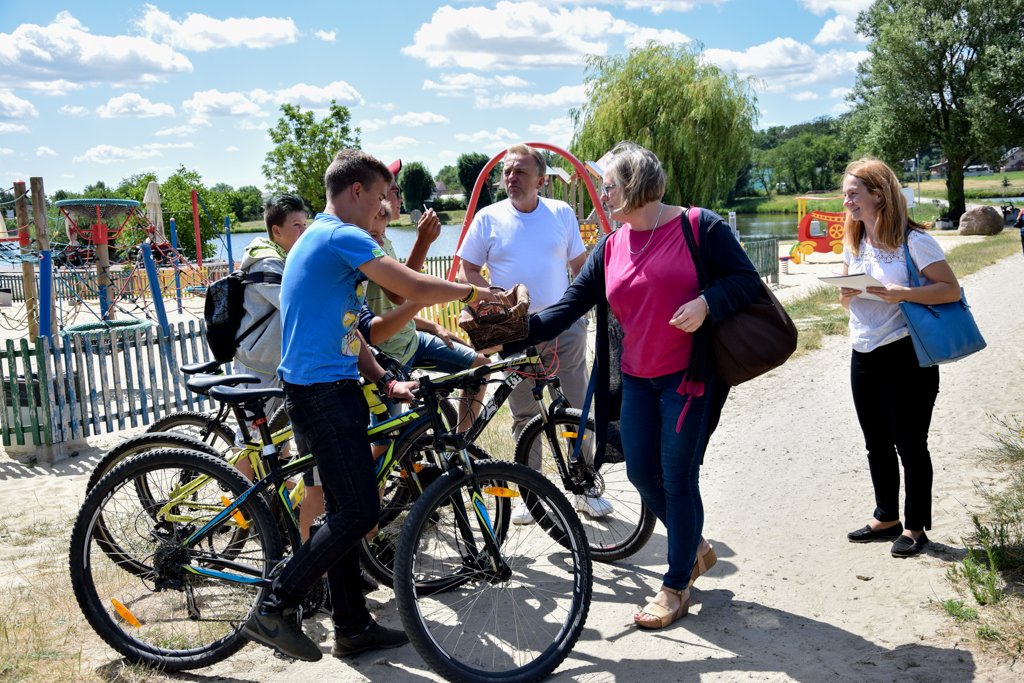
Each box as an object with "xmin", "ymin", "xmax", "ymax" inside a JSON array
[{"xmin": 457, "ymin": 143, "xmax": 611, "ymax": 524}]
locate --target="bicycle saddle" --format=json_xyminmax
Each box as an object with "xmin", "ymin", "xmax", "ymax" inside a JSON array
[
  {"xmin": 208, "ymin": 385, "xmax": 285, "ymax": 405},
  {"xmin": 181, "ymin": 360, "xmax": 223, "ymax": 375},
  {"xmin": 186, "ymin": 373, "xmax": 260, "ymax": 396}
]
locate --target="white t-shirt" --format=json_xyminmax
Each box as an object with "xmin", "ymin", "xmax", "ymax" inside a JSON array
[
  {"xmin": 843, "ymin": 229, "xmax": 947, "ymax": 353},
  {"xmin": 457, "ymin": 197, "xmax": 586, "ymax": 312}
]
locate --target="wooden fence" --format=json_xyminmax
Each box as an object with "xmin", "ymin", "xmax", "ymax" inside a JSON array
[{"xmin": 742, "ymin": 237, "xmax": 780, "ymax": 281}]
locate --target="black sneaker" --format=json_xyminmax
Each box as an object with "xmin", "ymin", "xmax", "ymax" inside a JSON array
[
  {"xmin": 242, "ymin": 608, "xmax": 323, "ymax": 662},
  {"xmin": 891, "ymin": 532, "xmax": 929, "ymax": 557},
  {"xmin": 847, "ymin": 522, "xmax": 903, "ymax": 543},
  {"xmin": 332, "ymin": 618, "xmax": 409, "ymax": 658}
]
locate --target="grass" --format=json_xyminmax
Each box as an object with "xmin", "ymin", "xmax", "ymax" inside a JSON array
[
  {"xmin": 941, "ymin": 413, "xmax": 1024, "ymax": 661},
  {"xmin": 944, "ymin": 230, "xmax": 1021, "ymax": 279}
]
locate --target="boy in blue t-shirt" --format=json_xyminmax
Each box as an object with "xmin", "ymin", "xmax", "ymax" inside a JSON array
[{"xmin": 242, "ymin": 149, "xmax": 495, "ymax": 662}]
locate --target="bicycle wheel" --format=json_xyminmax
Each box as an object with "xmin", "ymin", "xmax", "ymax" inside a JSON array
[
  {"xmin": 358, "ymin": 422, "xmax": 498, "ymax": 589},
  {"xmin": 515, "ymin": 408, "xmax": 656, "ymax": 562},
  {"xmin": 70, "ymin": 448, "xmax": 282, "ymax": 672},
  {"xmin": 148, "ymin": 410, "xmax": 235, "ymax": 453},
  {"xmin": 394, "ymin": 460, "xmax": 591, "ymax": 683}
]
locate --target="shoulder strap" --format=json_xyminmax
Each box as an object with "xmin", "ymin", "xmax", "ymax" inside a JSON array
[
  {"xmin": 236, "ymin": 309, "xmax": 277, "ymax": 343},
  {"xmin": 681, "ymin": 207, "xmax": 711, "ymax": 293},
  {"xmin": 242, "ymin": 271, "xmax": 282, "ymax": 285},
  {"xmin": 902, "ymin": 240, "xmax": 921, "ymax": 288}
]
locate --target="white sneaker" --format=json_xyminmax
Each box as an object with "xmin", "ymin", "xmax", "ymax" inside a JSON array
[
  {"xmin": 574, "ymin": 492, "xmax": 613, "ymax": 518},
  {"xmin": 511, "ymin": 501, "xmax": 535, "ymax": 525}
]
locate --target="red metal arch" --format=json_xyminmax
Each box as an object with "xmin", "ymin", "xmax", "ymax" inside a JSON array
[{"xmin": 445, "ymin": 142, "xmax": 612, "ymax": 281}]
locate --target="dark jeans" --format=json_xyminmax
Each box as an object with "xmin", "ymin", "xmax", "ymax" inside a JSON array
[
  {"xmin": 851, "ymin": 336, "xmax": 940, "ymax": 531},
  {"xmin": 263, "ymin": 379, "xmax": 379, "ymax": 635},
  {"xmin": 620, "ymin": 370, "xmax": 728, "ymax": 591}
]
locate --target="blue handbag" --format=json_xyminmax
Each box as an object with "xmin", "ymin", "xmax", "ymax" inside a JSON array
[{"xmin": 898, "ymin": 242, "xmax": 986, "ymax": 367}]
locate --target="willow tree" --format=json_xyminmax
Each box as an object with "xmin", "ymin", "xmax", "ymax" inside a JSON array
[{"xmin": 570, "ymin": 42, "xmax": 759, "ymax": 209}]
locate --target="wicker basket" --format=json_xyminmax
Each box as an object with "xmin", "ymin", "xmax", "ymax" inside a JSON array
[{"xmin": 458, "ymin": 284, "xmax": 530, "ymax": 349}]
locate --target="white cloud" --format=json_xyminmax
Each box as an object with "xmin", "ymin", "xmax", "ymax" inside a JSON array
[
  {"xmin": 183, "ymin": 89, "xmax": 263, "ymax": 122},
  {"xmin": 454, "ymin": 128, "xmax": 521, "ymax": 143},
  {"xmin": 832, "ymin": 100, "xmax": 853, "ymax": 113},
  {"xmin": 0, "ymin": 123, "xmax": 30, "ymax": 134},
  {"xmin": 225, "ymin": 146, "xmax": 240, "ymax": 151},
  {"xmin": 375, "ymin": 102, "xmax": 397, "ymax": 111},
  {"xmin": 495, "ymin": 75, "xmax": 531, "ymax": 87},
  {"xmin": 314, "ymin": 30, "xmax": 336, "ymax": 42},
  {"xmin": 96, "ymin": 92, "xmax": 175, "ymax": 118},
  {"xmin": 423, "ymin": 73, "xmax": 533, "ymax": 95},
  {"xmin": 0, "ymin": 12, "xmax": 192, "ymax": 93},
  {"xmin": 358, "ymin": 118, "xmax": 387, "ymax": 131},
  {"xmin": 59, "ymin": 105, "xmax": 89, "ymax": 116},
  {"xmin": 238, "ymin": 120, "xmax": 269, "ymax": 130},
  {"xmin": 134, "ymin": 5, "xmax": 299, "ymax": 51},
  {"xmin": 403, "ymin": 1, "xmax": 638, "ymax": 70},
  {"xmin": 528, "ymin": 117, "xmax": 574, "ymax": 147},
  {"xmin": 391, "ymin": 112, "xmax": 450, "ymax": 127},
  {"xmin": 798, "ymin": 0, "xmax": 872, "ymax": 17},
  {"xmin": 142, "ymin": 142, "xmax": 194, "ymax": 149},
  {"xmin": 829, "ymin": 86, "xmax": 851, "ymax": 98},
  {"xmin": 813, "ymin": 15, "xmax": 868, "ymax": 44},
  {"xmin": 252, "ymin": 80, "xmax": 364, "ymax": 108},
  {"xmin": 72, "ymin": 144, "xmax": 162, "ymax": 164},
  {"xmin": 625, "ymin": 27, "xmax": 691, "ymax": 48},
  {"xmin": 705, "ymin": 38, "xmax": 869, "ymax": 94},
  {"xmin": 0, "ymin": 91, "xmax": 38, "ymax": 119},
  {"xmin": 154, "ymin": 124, "xmax": 197, "ymax": 136},
  {"xmin": 530, "ymin": 0, "xmax": 716, "ymax": 15},
  {"xmin": 475, "ymin": 84, "xmax": 588, "ymax": 109},
  {"xmin": 439, "ymin": 150, "xmax": 458, "ymax": 158},
  {"xmin": 36, "ymin": 146, "xmax": 57, "ymax": 156},
  {"xmin": 791, "ymin": 91, "xmax": 819, "ymax": 101},
  {"xmin": 0, "ymin": 148, "xmax": 14, "ymax": 156},
  {"xmin": 366, "ymin": 136, "xmax": 419, "ymax": 152}
]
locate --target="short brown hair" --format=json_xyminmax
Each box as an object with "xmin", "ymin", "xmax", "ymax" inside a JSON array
[
  {"xmin": 605, "ymin": 141, "xmax": 666, "ymax": 214},
  {"xmin": 263, "ymin": 193, "xmax": 306, "ymax": 239},
  {"xmin": 504, "ymin": 143, "xmax": 547, "ymax": 176},
  {"xmin": 325, "ymin": 149, "xmax": 393, "ymax": 201},
  {"xmin": 842, "ymin": 158, "xmax": 925, "ymax": 256}
]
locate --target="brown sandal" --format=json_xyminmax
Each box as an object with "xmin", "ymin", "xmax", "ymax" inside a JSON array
[
  {"xmin": 689, "ymin": 537, "xmax": 717, "ymax": 587},
  {"xmin": 634, "ymin": 586, "xmax": 690, "ymax": 629}
]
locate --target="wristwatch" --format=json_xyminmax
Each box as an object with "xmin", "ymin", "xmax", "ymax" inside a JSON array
[{"xmin": 376, "ymin": 370, "xmax": 398, "ymax": 396}]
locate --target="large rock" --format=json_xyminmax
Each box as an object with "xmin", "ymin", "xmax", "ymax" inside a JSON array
[{"xmin": 958, "ymin": 205, "xmax": 1003, "ymax": 235}]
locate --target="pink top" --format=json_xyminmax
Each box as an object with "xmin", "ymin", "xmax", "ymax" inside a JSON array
[{"xmin": 604, "ymin": 213, "xmax": 700, "ymax": 378}]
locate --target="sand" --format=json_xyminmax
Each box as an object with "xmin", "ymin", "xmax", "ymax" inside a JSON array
[{"xmin": 1, "ymin": 244, "xmax": 1022, "ymax": 682}]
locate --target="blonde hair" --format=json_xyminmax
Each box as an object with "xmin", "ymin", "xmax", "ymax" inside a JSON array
[
  {"xmin": 842, "ymin": 158, "xmax": 925, "ymax": 255},
  {"xmin": 605, "ymin": 141, "xmax": 667, "ymax": 214},
  {"xmin": 377, "ymin": 199, "xmax": 392, "ymax": 223},
  {"xmin": 504, "ymin": 143, "xmax": 547, "ymax": 175}
]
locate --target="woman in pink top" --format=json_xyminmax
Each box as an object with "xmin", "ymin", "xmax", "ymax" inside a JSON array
[{"xmin": 506, "ymin": 142, "xmax": 761, "ymax": 628}]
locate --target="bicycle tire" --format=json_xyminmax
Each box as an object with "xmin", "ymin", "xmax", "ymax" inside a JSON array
[
  {"xmin": 514, "ymin": 408, "xmax": 656, "ymax": 562},
  {"xmin": 147, "ymin": 411, "xmax": 236, "ymax": 453},
  {"xmin": 394, "ymin": 459, "xmax": 592, "ymax": 683},
  {"xmin": 358, "ymin": 422, "xmax": 499, "ymax": 590},
  {"xmin": 70, "ymin": 448, "xmax": 283, "ymax": 672}
]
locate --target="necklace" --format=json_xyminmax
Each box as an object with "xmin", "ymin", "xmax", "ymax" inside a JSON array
[{"xmin": 627, "ymin": 203, "xmax": 665, "ymax": 255}]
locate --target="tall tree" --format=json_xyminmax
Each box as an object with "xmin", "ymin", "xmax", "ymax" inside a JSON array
[
  {"xmin": 398, "ymin": 162, "xmax": 435, "ymax": 213},
  {"xmin": 570, "ymin": 42, "xmax": 759, "ymax": 208},
  {"xmin": 262, "ymin": 101, "xmax": 360, "ymax": 214},
  {"xmin": 457, "ymin": 153, "xmax": 496, "ymax": 212},
  {"xmin": 849, "ymin": 0, "xmax": 1024, "ymax": 219},
  {"xmin": 435, "ymin": 164, "xmax": 463, "ymax": 194}
]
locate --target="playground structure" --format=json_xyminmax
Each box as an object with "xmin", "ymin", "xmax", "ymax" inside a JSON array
[{"xmin": 791, "ymin": 195, "xmax": 847, "ymax": 262}]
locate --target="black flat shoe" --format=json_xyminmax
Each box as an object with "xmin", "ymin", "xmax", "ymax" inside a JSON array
[
  {"xmin": 847, "ymin": 522, "xmax": 903, "ymax": 543},
  {"xmin": 891, "ymin": 532, "xmax": 929, "ymax": 557}
]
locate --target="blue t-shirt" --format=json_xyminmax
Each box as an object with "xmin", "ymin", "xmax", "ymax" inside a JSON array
[{"xmin": 278, "ymin": 213, "xmax": 385, "ymax": 385}]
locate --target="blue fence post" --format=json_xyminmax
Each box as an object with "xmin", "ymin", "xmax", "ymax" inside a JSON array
[
  {"xmin": 169, "ymin": 217, "xmax": 183, "ymax": 314},
  {"xmin": 39, "ymin": 250, "xmax": 52, "ymax": 339},
  {"xmin": 141, "ymin": 243, "xmax": 170, "ymax": 337},
  {"xmin": 225, "ymin": 216, "xmax": 234, "ymax": 270}
]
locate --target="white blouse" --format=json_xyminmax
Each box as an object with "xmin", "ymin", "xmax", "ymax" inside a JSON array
[{"xmin": 843, "ymin": 230, "xmax": 946, "ymax": 353}]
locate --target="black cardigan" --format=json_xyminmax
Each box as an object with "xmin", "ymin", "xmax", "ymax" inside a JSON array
[{"xmin": 506, "ymin": 208, "xmax": 762, "ymax": 465}]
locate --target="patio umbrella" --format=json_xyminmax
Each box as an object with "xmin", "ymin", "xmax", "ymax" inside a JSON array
[{"xmin": 143, "ymin": 181, "xmax": 168, "ymax": 243}]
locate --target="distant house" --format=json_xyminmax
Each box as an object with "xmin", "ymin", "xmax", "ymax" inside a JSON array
[
  {"xmin": 1001, "ymin": 147, "xmax": 1024, "ymax": 173},
  {"xmin": 930, "ymin": 158, "xmax": 948, "ymax": 177},
  {"xmin": 930, "ymin": 157, "xmax": 993, "ymax": 177}
]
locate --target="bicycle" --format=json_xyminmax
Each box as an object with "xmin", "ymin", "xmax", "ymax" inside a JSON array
[{"xmin": 71, "ymin": 349, "xmax": 592, "ymax": 681}]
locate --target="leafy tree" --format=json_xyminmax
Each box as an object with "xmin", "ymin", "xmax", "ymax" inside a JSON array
[
  {"xmin": 210, "ymin": 183, "xmax": 234, "ymax": 195},
  {"xmin": 457, "ymin": 152, "xmax": 496, "ymax": 212},
  {"xmin": 139, "ymin": 167, "xmax": 229, "ymax": 260},
  {"xmin": 849, "ymin": 0, "xmax": 1024, "ymax": 219},
  {"xmin": 570, "ymin": 42, "xmax": 759, "ymax": 208},
  {"xmin": 229, "ymin": 185, "xmax": 264, "ymax": 222},
  {"xmin": 262, "ymin": 101, "xmax": 360, "ymax": 214},
  {"xmin": 435, "ymin": 164, "xmax": 463, "ymax": 194},
  {"xmin": 398, "ymin": 162, "xmax": 435, "ymax": 213}
]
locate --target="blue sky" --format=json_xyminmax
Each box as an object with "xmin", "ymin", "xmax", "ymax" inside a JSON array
[{"xmin": 0, "ymin": 1, "xmax": 871, "ymax": 194}]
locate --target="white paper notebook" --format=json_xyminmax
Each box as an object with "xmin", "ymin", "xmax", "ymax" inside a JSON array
[{"xmin": 818, "ymin": 273, "xmax": 886, "ymax": 302}]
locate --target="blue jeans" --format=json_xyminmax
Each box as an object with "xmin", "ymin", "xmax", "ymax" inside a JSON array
[
  {"xmin": 620, "ymin": 370, "xmax": 728, "ymax": 591},
  {"xmin": 265, "ymin": 379, "xmax": 379, "ymax": 635}
]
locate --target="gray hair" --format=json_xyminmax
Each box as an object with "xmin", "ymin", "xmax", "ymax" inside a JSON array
[
  {"xmin": 605, "ymin": 141, "xmax": 666, "ymax": 214},
  {"xmin": 504, "ymin": 143, "xmax": 547, "ymax": 176}
]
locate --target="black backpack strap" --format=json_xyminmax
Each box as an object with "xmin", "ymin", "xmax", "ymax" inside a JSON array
[
  {"xmin": 236, "ymin": 309, "xmax": 277, "ymax": 343},
  {"xmin": 242, "ymin": 271, "xmax": 282, "ymax": 285}
]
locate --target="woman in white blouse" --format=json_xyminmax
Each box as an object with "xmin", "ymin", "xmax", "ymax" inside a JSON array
[{"xmin": 838, "ymin": 158, "xmax": 962, "ymax": 558}]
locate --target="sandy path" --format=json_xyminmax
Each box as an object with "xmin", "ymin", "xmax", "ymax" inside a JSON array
[{"xmin": 2, "ymin": 250, "xmax": 1022, "ymax": 681}]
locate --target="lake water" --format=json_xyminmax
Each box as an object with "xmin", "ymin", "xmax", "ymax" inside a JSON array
[{"xmin": 211, "ymin": 213, "xmax": 801, "ymax": 263}]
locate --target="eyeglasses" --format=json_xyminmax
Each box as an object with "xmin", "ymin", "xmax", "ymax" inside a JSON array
[
  {"xmin": 601, "ymin": 184, "xmax": 617, "ymax": 195},
  {"xmin": 388, "ymin": 186, "xmax": 401, "ymax": 197}
]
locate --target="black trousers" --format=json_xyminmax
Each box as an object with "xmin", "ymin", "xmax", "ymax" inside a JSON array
[{"xmin": 851, "ymin": 336, "xmax": 939, "ymax": 531}]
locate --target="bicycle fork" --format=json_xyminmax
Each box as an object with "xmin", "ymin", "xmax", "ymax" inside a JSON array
[{"xmin": 448, "ymin": 448, "xmax": 513, "ymax": 580}]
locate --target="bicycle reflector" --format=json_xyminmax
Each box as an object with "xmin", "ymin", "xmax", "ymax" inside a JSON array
[
  {"xmin": 483, "ymin": 486, "xmax": 520, "ymax": 498},
  {"xmin": 560, "ymin": 432, "xmax": 586, "ymax": 439},
  {"xmin": 221, "ymin": 496, "xmax": 249, "ymax": 530},
  {"xmin": 111, "ymin": 598, "xmax": 141, "ymax": 628}
]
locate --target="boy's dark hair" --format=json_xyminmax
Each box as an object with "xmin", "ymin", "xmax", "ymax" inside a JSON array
[
  {"xmin": 325, "ymin": 149, "xmax": 393, "ymax": 201},
  {"xmin": 264, "ymin": 193, "xmax": 307, "ymax": 239}
]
